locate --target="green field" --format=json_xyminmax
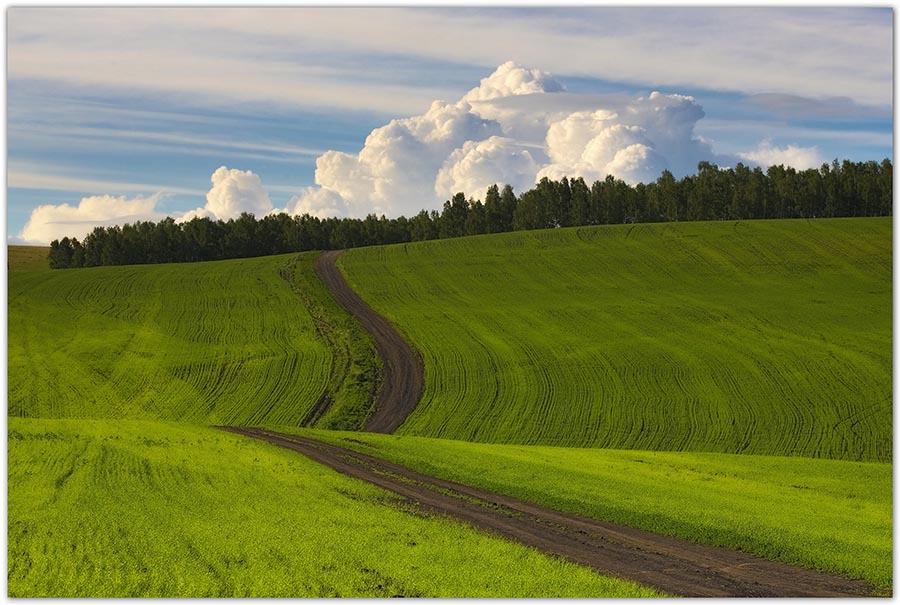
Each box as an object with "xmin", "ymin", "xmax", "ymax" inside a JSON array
[
  {"xmin": 293, "ymin": 428, "xmax": 891, "ymax": 590},
  {"xmin": 8, "ymin": 418, "xmax": 658, "ymax": 597},
  {"xmin": 8, "ymin": 253, "xmax": 376, "ymax": 429},
  {"xmin": 7, "ymin": 218, "xmax": 893, "ymax": 596},
  {"xmin": 338, "ymin": 218, "xmax": 891, "ymax": 461},
  {"xmin": 8, "ymin": 245, "xmax": 49, "ymax": 272}
]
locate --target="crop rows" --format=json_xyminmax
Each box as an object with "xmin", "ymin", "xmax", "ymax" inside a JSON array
[
  {"xmin": 8, "ymin": 254, "xmax": 333, "ymax": 426},
  {"xmin": 297, "ymin": 428, "xmax": 892, "ymax": 590},
  {"xmin": 8, "ymin": 418, "xmax": 658, "ymax": 597},
  {"xmin": 339, "ymin": 218, "xmax": 892, "ymax": 461}
]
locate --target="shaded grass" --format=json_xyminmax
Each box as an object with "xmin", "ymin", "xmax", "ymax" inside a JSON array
[
  {"xmin": 339, "ymin": 218, "xmax": 892, "ymax": 461},
  {"xmin": 293, "ymin": 428, "xmax": 892, "ymax": 590},
  {"xmin": 8, "ymin": 245, "xmax": 49, "ymax": 272},
  {"xmin": 7, "ymin": 418, "xmax": 661, "ymax": 598}
]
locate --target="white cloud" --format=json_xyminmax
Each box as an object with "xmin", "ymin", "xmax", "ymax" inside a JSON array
[
  {"xmin": 17, "ymin": 165, "xmax": 283, "ymax": 244},
  {"xmin": 178, "ymin": 166, "xmax": 273, "ymax": 223},
  {"xmin": 462, "ymin": 60, "xmax": 564, "ymax": 103},
  {"xmin": 8, "ymin": 165, "xmax": 206, "ymax": 196},
  {"xmin": 7, "ymin": 8, "xmax": 891, "ymax": 111},
  {"xmin": 285, "ymin": 187, "xmax": 349, "ymax": 219},
  {"xmin": 739, "ymin": 141, "xmax": 824, "ymax": 170},
  {"xmin": 295, "ymin": 62, "xmax": 744, "ymax": 216},
  {"xmin": 534, "ymin": 92, "xmax": 715, "ymax": 186},
  {"xmin": 435, "ymin": 136, "xmax": 539, "ymax": 200},
  {"xmin": 18, "ymin": 193, "xmax": 166, "ymax": 244},
  {"xmin": 285, "ymin": 62, "xmax": 746, "ymax": 216},
  {"xmin": 313, "ymin": 99, "xmax": 503, "ymax": 217}
]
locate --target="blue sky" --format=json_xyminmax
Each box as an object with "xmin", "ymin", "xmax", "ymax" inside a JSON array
[{"xmin": 7, "ymin": 7, "xmax": 893, "ymax": 244}]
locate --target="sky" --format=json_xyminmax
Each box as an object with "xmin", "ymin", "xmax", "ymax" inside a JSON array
[{"xmin": 6, "ymin": 7, "xmax": 893, "ymax": 244}]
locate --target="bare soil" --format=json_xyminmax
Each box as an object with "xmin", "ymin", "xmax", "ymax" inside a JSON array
[
  {"xmin": 314, "ymin": 250, "xmax": 423, "ymax": 433},
  {"xmin": 221, "ymin": 427, "xmax": 878, "ymax": 598}
]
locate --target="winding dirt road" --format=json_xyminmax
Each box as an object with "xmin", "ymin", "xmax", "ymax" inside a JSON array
[
  {"xmin": 314, "ymin": 250, "xmax": 423, "ymax": 433},
  {"xmin": 221, "ymin": 426, "xmax": 876, "ymax": 598}
]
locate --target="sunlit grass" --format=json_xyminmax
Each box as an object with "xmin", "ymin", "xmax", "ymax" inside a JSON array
[
  {"xmin": 7, "ymin": 253, "xmax": 376, "ymax": 428},
  {"xmin": 340, "ymin": 217, "xmax": 891, "ymax": 461},
  {"xmin": 294, "ymin": 428, "xmax": 892, "ymax": 590},
  {"xmin": 7, "ymin": 418, "xmax": 661, "ymax": 598}
]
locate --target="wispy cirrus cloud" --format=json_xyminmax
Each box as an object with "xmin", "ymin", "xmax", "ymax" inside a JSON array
[
  {"xmin": 8, "ymin": 7, "xmax": 892, "ymax": 113},
  {"xmin": 10, "ymin": 125, "xmax": 325, "ymax": 164},
  {"xmin": 8, "ymin": 165, "xmax": 207, "ymax": 197}
]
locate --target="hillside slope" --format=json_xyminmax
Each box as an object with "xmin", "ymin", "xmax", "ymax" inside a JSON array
[
  {"xmin": 8, "ymin": 245, "xmax": 49, "ymax": 272},
  {"xmin": 339, "ymin": 218, "xmax": 892, "ymax": 461},
  {"xmin": 8, "ymin": 253, "xmax": 376, "ymax": 427}
]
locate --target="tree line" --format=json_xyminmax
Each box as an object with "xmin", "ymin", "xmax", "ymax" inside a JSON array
[{"xmin": 49, "ymin": 158, "xmax": 892, "ymax": 269}]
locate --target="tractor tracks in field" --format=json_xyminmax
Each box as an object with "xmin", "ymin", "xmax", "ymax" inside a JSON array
[
  {"xmin": 313, "ymin": 250, "xmax": 423, "ymax": 433},
  {"xmin": 220, "ymin": 426, "xmax": 877, "ymax": 598}
]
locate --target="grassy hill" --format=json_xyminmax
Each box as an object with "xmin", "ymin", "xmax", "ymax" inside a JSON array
[
  {"xmin": 8, "ymin": 245, "xmax": 49, "ymax": 272},
  {"xmin": 8, "ymin": 253, "xmax": 647, "ymax": 597},
  {"xmin": 339, "ymin": 217, "xmax": 891, "ymax": 461},
  {"xmin": 7, "ymin": 218, "xmax": 892, "ymax": 595},
  {"xmin": 8, "ymin": 253, "xmax": 377, "ymax": 428}
]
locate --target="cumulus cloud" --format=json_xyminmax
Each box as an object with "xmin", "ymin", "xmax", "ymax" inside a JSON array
[
  {"xmin": 19, "ymin": 165, "xmax": 280, "ymax": 244},
  {"xmin": 285, "ymin": 186, "xmax": 349, "ymax": 219},
  {"xmin": 177, "ymin": 165, "xmax": 273, "ymax": 222},
  {"xmin": 462, "ymin": 60, "xmax": 564, "ymax": 103},
  {"xmin": 313, "ymin": 99, "xmax": 503, "ymax": 216},
  {"xmin": 292, "ymin": 61, "xmax": 754, "ymax": 216},
  {"xmin": 739, "ymin": 140, "xmax": 823, "ymax": 170},
  {"xmin": 18, "ymin": 193, "xmax": 166, "ymax": 244},
  {"xmin": 435, "ymin": 136, "xmax": 539, "ymax": 200},
  {"xmin": 18, "ymin": 63, "xmax": 831, "ymax": 242}
]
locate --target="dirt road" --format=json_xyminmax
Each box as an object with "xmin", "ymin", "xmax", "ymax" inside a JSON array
[
  {"xmin": 314, "ymin": 250, "xmax": 423, "ymax": 433},
  {"xmin": 221, "ymin": 426, "xmax": 876, "ymax": 598}
]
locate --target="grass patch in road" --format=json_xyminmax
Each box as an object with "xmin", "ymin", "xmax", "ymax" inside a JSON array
[
  {"xmin": 339, "ymin": 217, "xmax": 891, "ymax": 461},
  {"xmin": 7, "ymin": 418, "xmax": 661, "ymax": 598},
  {"xmin": 296, "ymin": 428, "xmax": 892, "ymax": 590},
  {"xmin": 283, "ymin": 255, "xmax": 381, "ymax": 430}
]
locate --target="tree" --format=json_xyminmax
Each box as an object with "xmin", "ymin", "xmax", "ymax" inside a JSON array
[
  {"xmin": 484, "ymin": 184, "xmax": 505, "ymax": 233},
  {"xmin": 465, "ymin": 199, "xmax": 488, "ymax": 236},
  {"xmin": 439, "ymin": 193, "xmax": 469, "ymax": 239},
  {"xmin": 498, "ymin": 185, "xmax": 518, "ymax": 232},
  {"xmin": 46, "ymin": 157, "xmax": 893, "ymax": 269},
  {"xmin": 656, "ymin": 170, "xmax": 679, "ymax": 221},
  {"xmin": 569, "ymin": 177, "xmax": 591, "ymax": 226},
  {"xmin": 513, "ymin": 189, "xmax": 549, "ymax": 231},
  {"xmin": 48, "ymin": 237, "xmax": 74, "ymax": 269},
  {"xmin": 409, "ymin": 210, "xmax": 437, "ymax": 241}
]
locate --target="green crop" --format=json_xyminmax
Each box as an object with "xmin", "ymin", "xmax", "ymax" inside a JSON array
[
  {"xmin": 293, "ymin": 428, "xmax": 892, "ymax": 590},
  {"xmin": 7, "ymin": 253, "xmax": 354, "ymax": 426},
  {"xmin": 7, "ymin": 418, "xmax": 660, "ymax": 598},
  {"xmin": 8, "ymin": 245, "xmax": 49, "ymax": 272},
  {"xmin": 339, "ymin": 218, "xmax": 891, "ymax": 461}
]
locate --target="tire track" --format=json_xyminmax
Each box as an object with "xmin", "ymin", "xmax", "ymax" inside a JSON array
[
  {"xmin": 314, "ymin": 250, "xmax": 423, "ymax": 433},
  {"xmin": 220, "ymin": 427, "xmax": 878, "ymax": 598}
]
